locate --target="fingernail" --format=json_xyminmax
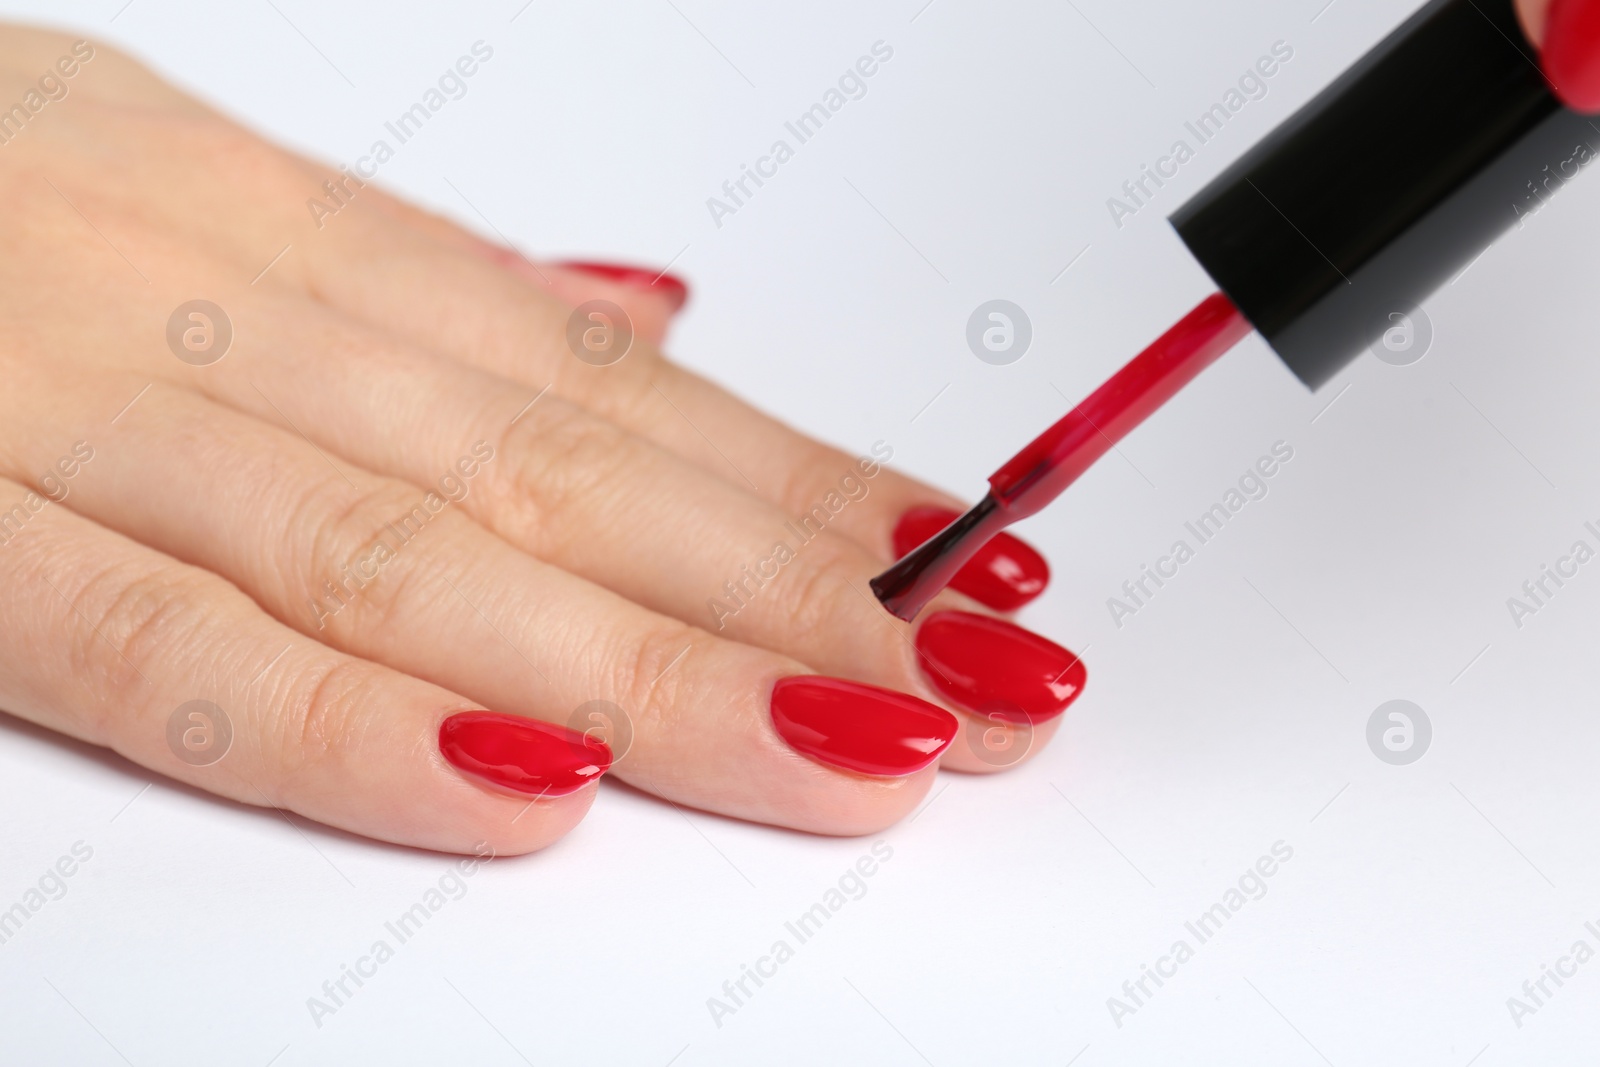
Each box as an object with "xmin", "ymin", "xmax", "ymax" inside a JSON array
[
  {"xmin": 555, "ymin": 261, "xmax": 689, "ymax": 311},
  {"xmin": 439, "ymin": 711, "xmax": 612, "ymax": 797},
  {"xmin": 914, "ymin": 611, "xmax": 1086, "ymax": 724},
  {"xmin": 893, "ymin": 506, "xmax": 1050, "ymax": 612},
  {"xmin": 1543, "ymin": 0, "xmax": 1600, "ymax": 111},
  {"xmin": 770, "ymin": 676, "xmax": 956, "ymax": 776}
]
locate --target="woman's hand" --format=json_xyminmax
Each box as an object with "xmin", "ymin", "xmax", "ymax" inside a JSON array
[{"xmin": 0, "ymin": 27, "xmax": 1081, "ymax": 854}]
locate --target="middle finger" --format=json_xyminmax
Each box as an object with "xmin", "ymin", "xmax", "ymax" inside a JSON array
[{"xmin": 190, "ymin": 293, "xmax": 1089, "ymax": 769}]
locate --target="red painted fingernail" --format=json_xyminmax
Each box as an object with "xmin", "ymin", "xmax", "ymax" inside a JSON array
[
  {"xmin": 1543, "ymin": 0, "xmax": 1600, "ymax": 111},
  {"xmin": 439, "ymin": 712, "xmax": 611, "ymax": 797},
  {"xmin": 914, "ymin": 611, "xmax": 1086, "ymax": 724},
  {"xmin": 770, "ymin": 676, "xmax": 956, "ymax": 776},
  {"xmin": 893, "ymin": 506, "xmax": 1050, "ymax": 612},
  {"xmin": 555, "ymin": 261, "xmax": 689, "ymax": 311}
]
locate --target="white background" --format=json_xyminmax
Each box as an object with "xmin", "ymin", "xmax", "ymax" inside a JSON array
[{"xmin": 2, "ymin": 0, "xmax": 1599, "ymax": 1063}]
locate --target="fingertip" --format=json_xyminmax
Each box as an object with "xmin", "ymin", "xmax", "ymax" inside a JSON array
[
  {"xmin": 429, "ymin": 710, "xmax": 612, "ymax": 855},
  {"xmin": 555, "ymin": 260, "xmax": 689, "ymax": 312},
  {"xmin": 445, "ymin": 781, "xmax": 602, "ymax": 857},
  {"xmin": 768, "ymin": 675, "xmax": 956, "ymax": 778},
  {"xmin": 913, "ymin": 610, "xmax": 1087, "ymax": 725},
  {"xmin": 535, "ymin": 260, "xmax": 686, "ymax": 347},
  {"xmin": 891, "ymin": 505, "xmax": 1051, "ymax": 612},
  {"xmin": 438, "ymin": 710, "xmax": 611, "ymax": 798},
  {"xmin": 938, "ymin": 712, "xmax": 1064, "ymax": 774},
  {"xmin": 767, "ymin": 758, "xmax": 944, "ymax": 836}
]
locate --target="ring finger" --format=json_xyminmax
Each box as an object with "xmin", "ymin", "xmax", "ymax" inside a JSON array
[
  {"xmin": 9, "ymin": 377, "xmax": 957, "ymax": 828},
  {"xmin": 185, "ymin": 298, "xmax": 1088, "ymax": 771}
]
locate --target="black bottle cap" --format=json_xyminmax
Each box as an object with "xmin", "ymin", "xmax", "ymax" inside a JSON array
[{"xmin": 1171, "ymin": 0, "xmax": 1596, "ymax": 390}]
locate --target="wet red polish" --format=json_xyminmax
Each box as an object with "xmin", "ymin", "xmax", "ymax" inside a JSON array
[
  {"xmin": 893, "ymin": 506, "xmax": 1050, "ymax": 611},
  {"xmin": 439, "ymin": 711, "xmax": 611, "ymax": 797},
  {"xmin": 914, "ymin": 611, "xmax": 1087, "ymax": 724},
  {"xmin": 1542, "ymin": 0, "xmax": 1600, "ymax": 111},
  {"xmin": 770, "ymin": 676, "xmax": 956, "ymax": 776},
  {"xmin": 555, "ymin": 260, "xmax": 689, "ymax": 311}
]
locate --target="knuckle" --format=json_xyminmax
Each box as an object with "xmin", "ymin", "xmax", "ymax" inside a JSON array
[
  {"xmin": 761, "ymin": 534, "xmax": 864, "ymax": 638},
  {"xmin": 572, "ymin": 355, "xmax": 662, "ymax": 423},
  {"xmin": 496, "ymin": 402, "xmax": 638, "ymax": 554},
  {"xmin": 615, "ymin": 621, "xmax": 702, "ymax": 739},
  {"xmin": 770, "ymin": 443, "xmax": 862, "ymax": 520},
  {"xmin": 272, "ymin": 657, "xmax": 378, "ymax": 781},
  {"xmin": 289, "ymin": 476, "xmax": 441, "ymax": 631},
  {"xmin": 62, "ymin": 558, "xmax": 219, "ymax": 736}
]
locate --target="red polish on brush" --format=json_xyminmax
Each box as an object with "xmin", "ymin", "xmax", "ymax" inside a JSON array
[
  {"xmin": 892, "ymin": 506, "xmax": 1050, "ymax": 611},
  {"xmin": 875, "ymin": 296, "xmax": 1247, "ymax": 619},
  {"xmin": 873, "ymin": 0, "xmax": 1598, "ymax": 620}
]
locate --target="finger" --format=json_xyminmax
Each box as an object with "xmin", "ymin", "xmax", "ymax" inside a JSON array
[
  {"xmin": 0, "ymin": 475, "xmax": 596, "ymax": 855},
  {"xmin": 549, "ymin": 261, "xmax": 689, "ymax": 313},
  {"xmin": 33, "ymin": 115, "xmax": 1049, "ymax": 613},
  {"xmin": 646, "ymin": 362, "xmax": 1054, "ymax": 611},
  {"xmin": 514, "ymin": 258, "xmax": 687, "ymax": 348},
  {"xmin": 329, "ymin": 186, "xmax": 687, "ymax": 345},
  {"xmin": 286, "ymin": 206, "xmax": 1053, "ymax": 610},
  {"xmin": 4, "ymin": 77, "xmax": 1004, "ymax": 606},
  {"xmin": 20, "ymin": 379, "xmax": 955, "ymax": 829},
  {"xmin": 177, "ymin": 305, "xmax": 1083, "ymax": 772},
  {"xmin": 18, "ymin": 100, "xmax": 684, "ymax": 362}
]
